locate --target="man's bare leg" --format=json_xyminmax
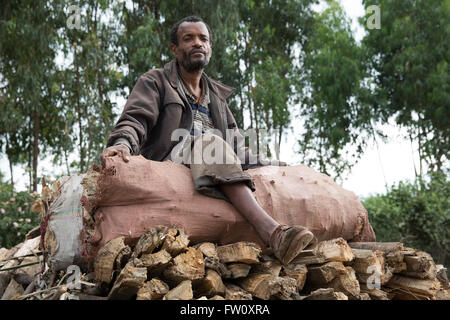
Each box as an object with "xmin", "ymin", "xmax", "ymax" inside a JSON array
[
  {"xmin": 219, "ymin": 182, "xmax": 316, "ymax": 265},
  {"xmin": 219, "ymin": 182, "xmax": 279, "ymax": 245}
]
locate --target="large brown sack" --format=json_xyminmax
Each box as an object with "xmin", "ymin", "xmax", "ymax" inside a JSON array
[{"xmin": 82, "ymin": 156, "xmax": 375, "ymax": 258}]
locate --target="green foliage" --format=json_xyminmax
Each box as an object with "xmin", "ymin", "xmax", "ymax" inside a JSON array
[
  {"xmin": 363, "ymin": 171, "xmax": 450, "ymax": 267},
  {"xmin": 0, "ymin": 176, "xmax": 40, "ymax": 248},
  {"xmin": 361, "ymin": 0, "xmax": 450, "ymax": 173},
  {"xmin": 298, "ymin": 1, "xmax": 373, "ymax": 179}
]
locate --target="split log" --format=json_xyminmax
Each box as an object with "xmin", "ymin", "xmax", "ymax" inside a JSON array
[
  {"xmin": 140, "ymin": 249, "xmax": 172, "ymax": 277},
  {"xmin": 347, "ymin": 249, "xmax": 392, "ymax": 285},
  {"xmin": 359, "ymin": 284, "xmax": 389, "ymax": 300},
  {"xmin": 136, "ymin": 278, "xmax": 169, "ymax": 300},
  {"xmin": 251, "ymin": 255, "xmax": 282, "ymax": 276},
  {"xmin": 194, "ymin": 269, "xmax": 226, "ymax": 297},
  {"xmin": 304, "ymin": 288, "xmax": 348, "ymax": 300},
  {"xmin": 94, "ymin": 237, "xmax": 127, "ymax": 284},
  {"xmin": 0, "ymin": 273, "xmax": 10, "ymax": 298},
  {"xmin": 274, "ymin": 276, "xmax": 300, "ymax": 300},
  {"xmin": 226, "ymin": 263, "xmax": 251, "ymax": 279},
  {"xmin": 316, "ymin": 238, "xmax": 354, "ymax": 262},
  {"xmin": 385, "ymin": 275, "xmax": 441, "ymax": 299},
  {"xmin": 238, "ymin": 273, "xmax": 282, "ymax": 300},
  {"xmin": 436, "ymin": 265, "xmax": 449, "ymax": 289},
  {"xmin": 435, "ymin": 289, "xmax": 450, "ymax": 301},
  {"xmin": 217, "ymin": 242, "xmax": 261, "ymax": 264},
  {"xmin": 161, "ymin": 228, "xmax": 190, "ymax": 257},
  {"xmin": 0, "ymin": 248, "xmax": 9, "ymax": 261},
  {"xmin": 1, "ymin": 278, "xmax": 24, "ymax": 300},
  {"xmin": 163, "ymin": 247, "xmax": 205, "ymax": 285},
  {"xmin": 195, "ymin": 243, "xmax": 229, "ymax": 278},
  {"xmin": 349, "ymin": 242, "xmax": 404, "ymax": 253},
  {"xmin": 108, "ymin": 263, "xmax": 147, "ymax": 300},
  {"xmin": 114, "ymin": 246, "xmax": 131, "ymax": 271},
  {"xmin": 327, "ymin": 267, "xmax": 360, "ymax": 299},
  {"xmin": 194, "ymin": 242, "xmax": 218, "ymax": 259},
  {"xmin": 400, "ymin": 251, "xmax": 437, "ymax": 280},
  {"xmin": 281, "ymin": 263, "xmax": 308, "ymax": 291},
  {"xmin": 131, "ymin": 226, "xmax": 169, "ymax": 259},
  {"xmin": 224, "ymin": 283, "xmax": 252, "ymax": 300},
  {"xmin": 163, "ymin": 280, "xmax": 193, "ymax": 300},
  {"xmin": 306, "ymin": 262, "xmax": 347, "ymax": 285}
]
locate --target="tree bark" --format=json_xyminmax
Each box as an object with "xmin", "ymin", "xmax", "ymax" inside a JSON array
[{"xmin": 32, "ymin": 105, "xmax": 39, "ymax": 191}]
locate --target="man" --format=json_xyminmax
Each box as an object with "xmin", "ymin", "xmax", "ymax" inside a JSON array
[{"xmin": 100, "ymin": 16, "xmax": 316, "ymax": 265}]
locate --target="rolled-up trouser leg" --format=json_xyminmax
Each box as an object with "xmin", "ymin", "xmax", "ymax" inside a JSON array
[{"xmin": 185, "ymin": 131, "xmax": 255, "ymax": 202}]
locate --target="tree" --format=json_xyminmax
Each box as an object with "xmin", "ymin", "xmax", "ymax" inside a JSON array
[
  {"xmin": 297, "ymin": 1, "xmax": 373, "ymax": 179},
  {"xmin": 0, "ymin": 0, "xmax": 66, "ymax": 190},
  {"xmin": 361, "ymin": 0, "xmax": 450, "ymax": 175}
]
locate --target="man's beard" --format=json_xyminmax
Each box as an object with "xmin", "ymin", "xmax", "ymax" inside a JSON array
[{"xmin": 180, "ymin": 49, "xmax": 210, "ymax": 72}]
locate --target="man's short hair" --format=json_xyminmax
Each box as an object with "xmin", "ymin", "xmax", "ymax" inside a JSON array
[{"xmin": 170, "ymin": 16, "xmax": 212, "ymax": 45}]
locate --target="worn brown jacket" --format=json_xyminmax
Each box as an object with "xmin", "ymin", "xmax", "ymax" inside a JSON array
[{"xmin": 107, "ymin": 59, "xmax": 272, "ymax": 170}]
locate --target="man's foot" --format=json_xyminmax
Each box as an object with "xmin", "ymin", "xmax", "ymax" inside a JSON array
[{"xmin": 269, "ymin": 225, "xmax": 317, "ymax": 265}]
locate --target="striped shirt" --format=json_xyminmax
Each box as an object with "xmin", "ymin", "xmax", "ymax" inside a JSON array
[{"xmin": 177, "ymin": 74, "xmax": 215, "ymax": 136}]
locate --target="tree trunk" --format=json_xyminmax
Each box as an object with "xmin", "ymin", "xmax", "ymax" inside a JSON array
[{"xmin": 32, "ymin": 105, "xmax": 39, "ymax": 191}]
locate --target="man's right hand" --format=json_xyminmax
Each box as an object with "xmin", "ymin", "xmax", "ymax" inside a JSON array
[{"xmin": 100, "ymin": 144, "xmax": 131, "ymax": 168}]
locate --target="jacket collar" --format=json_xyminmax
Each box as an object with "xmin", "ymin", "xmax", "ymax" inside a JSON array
[{"xmin": 164, "ymin": 59, "xmax": 235, "ymax": 101}]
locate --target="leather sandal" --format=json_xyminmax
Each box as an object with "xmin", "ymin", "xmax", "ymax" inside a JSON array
[{"xmin": 269, "ymin": 225, "xmax": 317, "ymax": 265}]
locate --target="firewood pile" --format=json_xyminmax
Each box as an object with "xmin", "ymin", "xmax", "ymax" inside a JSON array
[{"xmin": 1, "ymin": 227, "xmax": 449, "ymax": 300}]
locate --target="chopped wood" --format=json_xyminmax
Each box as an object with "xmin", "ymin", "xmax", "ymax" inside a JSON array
[
  {"xmin": 161, "ymin": 228, "xmax": 190, "ymax": 257},
  {"xmin": 25, "ymin": 225, "xmax": 41, "ymax": 240},
  {"xmin": 316, "ymin": 238, "xmax": 354, "ymax": 262},
  {"xmin": 194, "ymin": 269, "xmax": 225, "ymax": 297},
  {"xmin": 0, "ymin": 248, "xmax": 9, "ymax": 261},
  {"xmin": 226, "ymin": 263, "xmax": 251, "ymax": 279},
  {"xmin": 225, "ymin": 283, "xmax": 252, "ymax": 300},
  {"xmin": 193, "ymin": 242, "xmax": 218, "ymax": 259},
  {"xmin": 435, "ymin": 289, "xmax": 450, "ymax": 300},
  {"xmin": 0, "ymin": 273, "xmax": 11, "ymax": 298},
  {"xmin": 209, "ymin": 295, "xmax": 225, "ymax": 300},
  {"xmin": 136, "ymin": 278, "xmax": 169, "ymax": 300},
  {"xmin": 131, "ymin": 227, "xmax": 168, "ymax": 259},
  {"xmin": 94, "ymin": 237, "xmax": 127, "ymax": 284},
  {"xmin": 162, "ymin": 247, "xmax": 205, "ymax": 285},
  {"xmin": 163, "ymin": 280, "xmax": 193, "ymax": 300},
  {"xmin": 327, "ymin": 267, "xmax": 360, "ymax": 299},
  {"xmin": 251, "ymin": 255, "xmax": 282, "ymax": 276},
  {"xmin": 275, "ymin": 276, "xmax": 300, "ymax": 300},
  {"xmin": 347, "ymin": 248, "xmax": 392, "ymax": 285},
  {"xmin": 290, "ymin": 255, "xmax": 327, "ymax": 265},
  {"xmin": 217, "ymin": 242, "xmax": 261, "ymax": 264},
  {"xmin": 140, "ymin": 249, "xmax": 172, "ymax": 277},
  {"xmin": 349, "ymin": 242, "xmax": 404, "ymax": 254},
  {"xmin": 281, "ymin": 263, "xmax": 308, "ymax": 291},
  {"xmin": 385, "ymin": 275, "xmax": 441, "ymax": 299},
  {"xmin": 436, "ymin": 265, "xmax": 449, "ymax": 289},
  {"xmin": 359, "ymin": 283, "xmax": 389, "ymax": 300},
  {"xmin": 108, "ymin": 263, "xmax": 147, "ymax": 300},
  {"xmin": 238, "ymin": 273, "xmax": 282, "ymax": 300},
  {"xmin": 304, "ymin": 288, "xmax": 348, "ymax": 300},
  {"xmin": 306, "ymin": 261, "xmax": 347, "ymax": 285},
  {"xmin": 114, "ymin": 245, "xmax": 131, "ymax": 271},
  {"xmin": 384, "ymin": 251, "xmax": 407, "ymax": 273},
  {"xmin": 1, "ymin": 278, "xmax": 24, "ymax": 300},
  {"xmin": 400, "ymin": 251, "xmax": 437, "ymax": 280}
]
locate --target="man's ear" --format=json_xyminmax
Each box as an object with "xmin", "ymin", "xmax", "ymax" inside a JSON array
[{"xmin": 170, "ymin": 43, "xmax": 177, "ymax": 57}]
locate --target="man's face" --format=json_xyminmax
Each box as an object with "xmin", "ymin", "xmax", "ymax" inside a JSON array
[{"xmin": 171, "ymin": 21, "xmax": 212, "ymax": 73}]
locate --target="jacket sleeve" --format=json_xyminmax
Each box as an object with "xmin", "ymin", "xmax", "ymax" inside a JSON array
[
  {"xmin": 224, "ymin": 103, "xmax": 286, "ymax": 170},
  {"xmin": 106, "ymin": 75, "xmax": 161, "ymax": 155}
]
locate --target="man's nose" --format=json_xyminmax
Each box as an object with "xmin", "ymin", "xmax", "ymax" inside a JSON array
[{"xmin": 192, "ymin": 37, "xmax": 202, "ymax": 47}]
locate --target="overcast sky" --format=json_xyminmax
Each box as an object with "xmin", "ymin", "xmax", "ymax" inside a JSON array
[{"xmin": 0, "ymin": 0, "xmax": 421, "ymax": 198}]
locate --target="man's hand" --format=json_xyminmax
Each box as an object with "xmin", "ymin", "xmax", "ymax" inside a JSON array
[{"xmin": 100, "ymin": 144, "xmax": 131, "ymax": 168}]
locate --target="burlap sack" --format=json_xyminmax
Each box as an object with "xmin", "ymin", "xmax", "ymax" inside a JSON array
[{"xmin": 82, "ymin": 155, "xmax": 375, "ymax": 257}]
